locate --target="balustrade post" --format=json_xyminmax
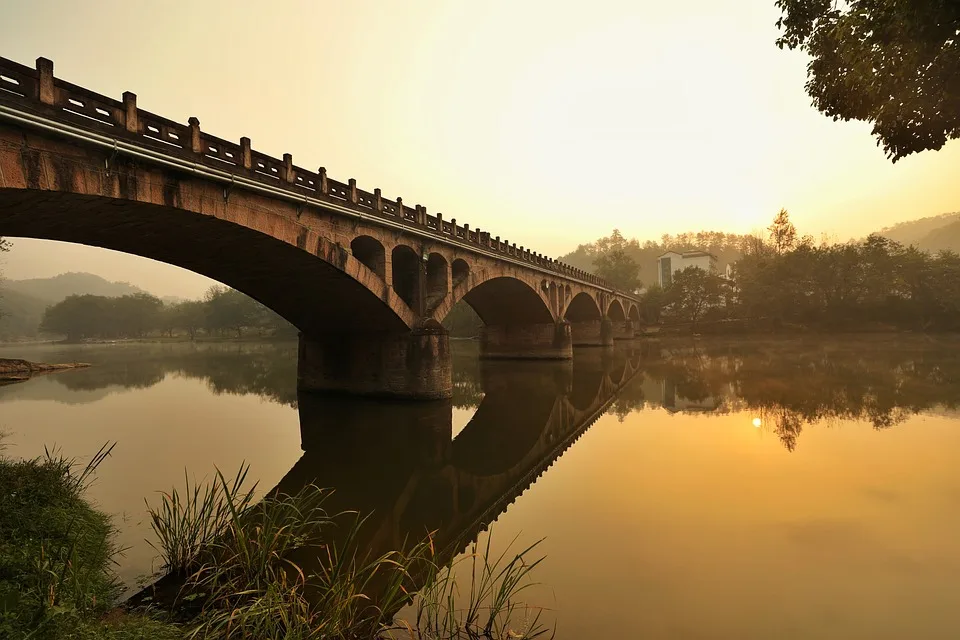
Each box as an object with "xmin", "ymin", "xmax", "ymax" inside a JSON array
[
  {"xmin": 188, "ymin": 117, "xmax": 202, "ymax": 154},
  {"xmin": 374, "ymin": 188, "xmax": 383, "ymax": 211},
  {"xmin": 36, "ymin": 57, "xmax": 54, "ymax": 105},
  {"xmin": 436, "ymin": 212, "xmax": 443, "ymax": 232},
  {"xmin": 318, "ymin": 167, "xmax": 328, "ymax": 194},
  {"xmin": 284, "ymin": 154, "xmax": 295, "ymax": 183},
  {"xmin": 349, "ymin": 178, "xmax": 358, "ymax": 204},
  {"xmin": 450, "ymin": 218, "xmax": 457, "ymax": 236},
  {"xmin": 240, "ymin": 137, "xmax": 252, "ymax": 170},
  {"xmin": 122, "ymin": 92, "xmax": 138, "ymax": 133}
]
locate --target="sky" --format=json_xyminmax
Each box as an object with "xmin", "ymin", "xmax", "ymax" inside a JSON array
[{"xmin": 1, "ymin": 0, "xmax": 959, "ymax": 299}]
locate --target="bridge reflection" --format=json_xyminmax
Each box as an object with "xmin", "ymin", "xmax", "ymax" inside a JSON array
[{"xmin": 273, "ymin": 345, "xmax": 644, "ymax": 571}]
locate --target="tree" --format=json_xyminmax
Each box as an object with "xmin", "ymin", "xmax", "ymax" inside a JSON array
[
  {"xmin": 775, "ymin": 0, "xmax": 960, "ymax": 161},
  {"xmin": 639, "ymin": 284, "xmax": 669, "ymax": 324},
  {"xmin": 593, "ymin": 229, "xmax": 642, "ymax": 291},
  {"xmin": 595, "ymin": 248, "xmax": 642, "ymax": 292},
  {"xmin": 768, "ymin": 208, "xmax": 797, "ymax": 255},
  {"xmin": 204, "ymin": 285, "xmax": 259, "ymax": 338},
  {"xmin": 112, "ymin": 293, "xmax": 163, "ymax": 338},
  {"xmin": 171, "ymin": 300, "xmax": 206, "ymax": 340},
  {"xmin": 39, "ymin": 294, "xmax": 111, "ymax": 341},
  {"xmin": 667, "ymin": 266, "xmax": 726, "ymax": 328}
]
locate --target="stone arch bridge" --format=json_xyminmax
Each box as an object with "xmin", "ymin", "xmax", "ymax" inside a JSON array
[{"xmin": 0, "ymin": 56, "xmax": 640, "ymax": 399}]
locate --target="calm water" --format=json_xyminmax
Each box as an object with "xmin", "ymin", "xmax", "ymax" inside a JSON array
[{"xmin": 4, "ymin": 336, "xmax": 960, "ymax": 638}]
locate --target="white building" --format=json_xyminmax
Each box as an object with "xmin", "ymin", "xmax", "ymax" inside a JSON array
[{"xmin": 656, "ymin": 250, "xmax": 718, "ymax": 287}]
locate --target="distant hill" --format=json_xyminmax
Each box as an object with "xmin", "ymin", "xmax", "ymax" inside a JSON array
[
  {"xmin": 2, "ymin": 272, "xmax": 147, "ymax": 304},
  {"xmin": 0, "ymin": 272, "xmax": 151, "ymax": 340},
  {"xmin": 0, "ymin": 288, "xmax": 48, "ymax": 339},
  {"xmin": 878, "ymin": 212, "xmax": 960, "ymax": 253}
]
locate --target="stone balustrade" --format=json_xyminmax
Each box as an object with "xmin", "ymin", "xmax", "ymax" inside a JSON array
[{"xmin": 0, "ymin": 56, "xmax": 615, "ymax": 290}]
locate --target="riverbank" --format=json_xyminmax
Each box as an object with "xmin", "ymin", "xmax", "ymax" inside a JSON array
[{"xmin": 0, "ymin": 446, "xmax": 179, "ymax": 638}]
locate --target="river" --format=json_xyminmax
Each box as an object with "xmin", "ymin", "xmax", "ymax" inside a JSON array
[{"xmin": 3, "ymin": 336, "xmax": 960, "ymax": 639}]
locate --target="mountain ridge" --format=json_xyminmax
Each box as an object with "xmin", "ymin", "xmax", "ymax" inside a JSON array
[{"xmin": 3, "ymin": 272, "xmax": 149, "ymax": 303}]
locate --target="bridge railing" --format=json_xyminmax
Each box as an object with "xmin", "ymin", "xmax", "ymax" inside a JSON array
[{"xmin": 0, "ymin": 55, "xmax": 629, "ymax": 293}]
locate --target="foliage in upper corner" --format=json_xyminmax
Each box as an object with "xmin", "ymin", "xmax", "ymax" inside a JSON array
[{"xmin": 775, "ymin": 0, "xmax": 960, "ymax": 161}]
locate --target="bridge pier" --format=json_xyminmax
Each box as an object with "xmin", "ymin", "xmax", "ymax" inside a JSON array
[
  {"xmin": 614, "ymin": 320, "xmax": 636, "ymax": 340},
  {"xmin": 569, "ymin": 318, "xmax": 614, "ymax": 347},
  {"xmin": 297, "ymin": 324, "xmax": 452, "ymax": 400},
  {"xmin": 479, "ymin": 322, "xmax": 573, "ymax": 359}
]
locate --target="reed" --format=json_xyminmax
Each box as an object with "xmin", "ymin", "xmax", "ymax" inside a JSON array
[
  {"xmin": 146, "ymin": 464, "xmax": 554, "ymax": 639},
  {"xmin": 146, "ymin": 463, "xmax": 257, "ymax": 576},
  {"xmin": 393, "ymin": 532, "xmax": 553, "ymax": 640}
]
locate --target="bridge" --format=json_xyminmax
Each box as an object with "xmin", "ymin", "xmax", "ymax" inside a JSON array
[{"xmin": 0, "ymin": 56, "xmax": 640, "ymax": 399}]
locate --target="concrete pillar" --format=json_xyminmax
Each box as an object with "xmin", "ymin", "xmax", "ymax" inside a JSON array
[
  {"xmin": 479, "ymin": 322, "xmax": 572, "ymax": 360},
  {"xmin": 614, "ymin": 320, "xmax": 635, "ymax": 340},
  {"xmin": 298, "ymin": 325, "xmax": 452, "ymax": 399},
  {"xmin": 570, "ymin": 318, "xmax": 614, "ymax": 347}
]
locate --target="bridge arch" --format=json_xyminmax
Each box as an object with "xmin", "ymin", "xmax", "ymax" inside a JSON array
[
  {"xmin": 425, "ymin": 253, "xmax": 449, "ymax": 313},
  {"xmin": 391, "ymin": 244, "xmax": 422, "ymax": 311},
  {"xmin": 452, "ymin": 259, "xmax": 469, "ymax": 287},
  {"xmin": 627, "ymin": 303, "xmax": 641, "ymax": 322},
  {"xmin": 0, "ymin": 186, "xmax": 416, "ymax": 334},
  {"xmin": 461, "ymin": 277, "xmax": 553, "ymax": 325},
  {"xmin": 350, "ymin": 236, "xmax": 386, "ymax": 281},
  {"xmin": 607, "ymin": 299, "xmax": 626, "ymax": 321},
  {"xmin": 432, "ymin": 267, "xmax": 555, "ymax": 326},
  {"xmin": 563, "ymin": 291, "xmax": 602, "ymax": 321}
]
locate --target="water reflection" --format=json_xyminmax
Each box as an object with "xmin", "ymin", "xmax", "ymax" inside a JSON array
[
  {"xmin": 273, "ymin": 345, "xmax": 645, "ymax": 578},
  {"xmin": 625, "ymin": 337, "xmax": 960, "ymax": 450},
  {"xmin": 7, "ymin": 338, "xmax": 960, "ymax": 457},
  {"xmin": 0, "ymin": 342, "xmax": 298, "ymax": 405}
]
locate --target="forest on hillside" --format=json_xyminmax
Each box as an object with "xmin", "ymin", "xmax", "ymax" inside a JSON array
[{"xmin": 558, "ymin": 230, "xmax": 749, "ymax": 290}]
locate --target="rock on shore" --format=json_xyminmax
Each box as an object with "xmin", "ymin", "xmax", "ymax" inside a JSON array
[{"xmin": 0, "ymin": 358, "xmax": 91, "ymax": 383}]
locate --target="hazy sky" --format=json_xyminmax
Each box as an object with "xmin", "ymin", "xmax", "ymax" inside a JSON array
[{"xmin": 2, "ymin": 0, "xmax": 959, "ymax": 298}]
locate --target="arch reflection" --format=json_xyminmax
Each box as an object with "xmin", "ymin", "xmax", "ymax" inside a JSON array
[{"xmin": 272, "ymin": 345, "xmax": 644, "ymax": 583}]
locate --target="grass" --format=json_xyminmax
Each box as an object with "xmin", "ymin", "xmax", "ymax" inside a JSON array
[
  {"xmin": 0, "ymin": 441, "xmax": 180, "ymax": 639},
  {"xmin": 145, "ymin": 464, "xmax": 554, "ymax": 639},
  {"xmin": 0, "ymin": 437, "xmax": 553, "ymax": 639},
  {"xmin": 387, "ymin": 533, "xmax": 553, "ymax": 640}
]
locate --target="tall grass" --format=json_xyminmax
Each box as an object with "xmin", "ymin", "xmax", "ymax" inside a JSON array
[
  {"xmin": 145, "ymin": 464, "xmax": 554, "ymax": 639},
  {"xmin": 389, "ymin": 533, "xmax": 553, "ymax": 640},
  {"xmin": 146, "ymin": 464, "xmax": 257, "ymax": 576}
]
